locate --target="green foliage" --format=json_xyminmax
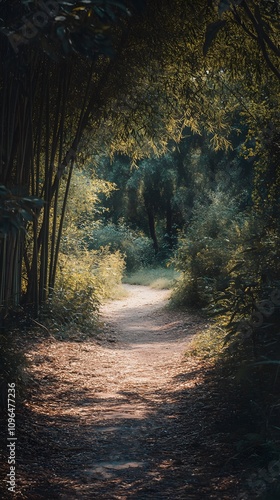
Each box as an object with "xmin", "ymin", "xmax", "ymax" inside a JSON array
[
  {"xmin": 43, "ymin": 169, "xmax": 126, "ymax": 331},
  {"xmin": 173, "ymin": 183, "xmax": 280, "ymax": 451},
  {"xmin": 60, "ymin": 169, "xmax": 116, "ymax": 254},
  {"xmin": 173, "ymin": 190, "xmax": 280, "ymax": 358},
  {"xmin": 89, "ymin": 222, "xmax": 155, "ymax": 271},
  {"xmin": 93, "ymin": 153, "xmax": 184, "ymax": 258},
  {"xmin": 46, "ymin": 246, "xmax": 125, "ymax": 332},
  {"xmin": 0, "ymin": 0, "xmax": 142, "ymax": 59},
  {"xmin": 0, "ymin": 0, "xmax": 145, "ymax": 321},
  {"xmin": 0, "ymin": 185, "xmax": 44, "ymax": 236},
  {"xmin": 92, "ymin": 247, "xmax": 126, "ymax": 299},
  {"xmin": 172, "ymin": 190, "xmax": 245, "ymax": 307},
  {"xmin": 1, "ymin": 0, "xmax": 278, "ymax": 322},
  {"xmin": 49, "ymin": 251, "xmax": 101, "ymax": 328},
  {"xmin": 207, "ymin": 0, "xmax": 280, "ymax": 82},
  {"xmin": 184, "ymin": 324, "xmax": 226, "ymax": 360},
  {"xmin": 211, "ymin": 219, "xmax": 280, "ymax": 354}
]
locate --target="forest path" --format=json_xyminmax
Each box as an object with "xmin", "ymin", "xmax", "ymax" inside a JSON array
[{"xmin": 9, "ymin": 285, "xmax": 243, "ymax": 499}]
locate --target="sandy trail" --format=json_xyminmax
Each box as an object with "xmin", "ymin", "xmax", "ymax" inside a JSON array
[
  {"xmin": 3, "ymin": 284, "xmax": 242, "ymax": 499},
  {"xmin": 99, "ymin": 285, "xmax": 195, "ymax": 390}
]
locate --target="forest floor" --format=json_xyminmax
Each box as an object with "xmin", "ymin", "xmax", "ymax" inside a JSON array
[{"xmin": 1, "ymin": 285, "xmax": 256, "ymax": 499}]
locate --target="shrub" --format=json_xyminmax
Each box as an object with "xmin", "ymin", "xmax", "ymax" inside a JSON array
[
  {"xmin": 47, "ymin": 251, "xmax": 100, "ymax": 330},
  {"xmin": 91, "ymin": 247, "xmax": 126, "ymax": 299},
  {"xmin": 172, "ymin": 190, "xmax": 244, "ymax": 307},
  {"xmin": 211, "ymin": 217, "xmax": 280, "ymax": 354},
  {"xmin": 88, "ymin": 222, "xmax": 155, "ymax": 271},
  {"xmin": 46, "ymin": 247, "xmax": 125, "ymax": 332}
]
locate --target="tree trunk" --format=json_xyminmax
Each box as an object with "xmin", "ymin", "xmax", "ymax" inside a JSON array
[
  {"xmin": 146, "ymin": 205, "xmax": 159, "ymax": 254},
  {"xmin": 165, "ymin": 199, "xmax": 173, "ymax": 249}
]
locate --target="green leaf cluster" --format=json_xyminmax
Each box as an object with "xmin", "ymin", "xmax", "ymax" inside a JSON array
[{"xmin": 0, "ymin": 185, "xmax": 44, "ymax": 236}]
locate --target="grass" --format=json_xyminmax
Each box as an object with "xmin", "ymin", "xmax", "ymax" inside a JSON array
[
  {"xmin": 185, "ymin": 324, "xmax": 227, "ymax": 360},
  {"xmin": 105, "ymin": 284, "xmax": 130, "ymax": 300},
  {"xmin": 123, "ymin": 266, "xmax": 180, "ymax": 290}
]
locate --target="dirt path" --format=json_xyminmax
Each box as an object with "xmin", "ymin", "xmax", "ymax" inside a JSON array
[
  {"xmin": 1, "ymin": 285, "xmax": 246, "ymax": 499},
  {"xmin": 99, "ymin": 285, "xmax": 196, "ymax": 391}
]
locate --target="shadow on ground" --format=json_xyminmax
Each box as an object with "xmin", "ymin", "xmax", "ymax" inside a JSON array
[{"xmin": 0, "ymin": 337, "xmax": 261, "ymax": 500}]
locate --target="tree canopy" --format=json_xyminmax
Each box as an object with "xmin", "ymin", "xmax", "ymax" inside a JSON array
[{"xmin": 0, "ymin": 0, "xmax": 279, "ymax": 322}]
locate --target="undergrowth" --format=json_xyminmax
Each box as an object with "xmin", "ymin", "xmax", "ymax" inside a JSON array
[
  {"xmin": 43, "ymin": 246, "xmax": 126, "ymax": 336},
  {"xmin": 185, "ymin": 324, "xmax": 226, "ymax": 360},
  {"xmin": 186, "ymin": 310, "xmax": 280, "ymax": 497},
  {"xmin": 123, "ymin": 266, "xmax": 179, "ymax": 289},
  {"xmin": 88, "ymin": 222, "xmax": 155, "ymax": 272}
]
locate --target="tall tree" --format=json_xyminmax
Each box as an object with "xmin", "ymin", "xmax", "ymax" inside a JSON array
[{"xmin": 0, "ymin": 0, "xmax": 279, "ymax": 324}]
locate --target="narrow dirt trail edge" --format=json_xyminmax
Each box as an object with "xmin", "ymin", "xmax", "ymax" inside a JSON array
[{"xmin": 5, "ymin": 285, "xmax": 246, "ymax": 499}]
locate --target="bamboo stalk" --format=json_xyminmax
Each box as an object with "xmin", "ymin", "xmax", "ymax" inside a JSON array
[
  {"xmin": 50, "ymin": 159, "xmax": 74, "ymax": 292},
  {"xmin": 39, "ymin": 59, "xmax": 51, "ymax": 304},
  {"xmin": 48, "ymin": 68, "xmax": 66, "ymax": 292}
]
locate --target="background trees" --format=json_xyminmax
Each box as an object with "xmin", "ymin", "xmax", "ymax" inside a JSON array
[{"xmin": 0, "ymin": 0, "xmax": 279, "ymax": 336}]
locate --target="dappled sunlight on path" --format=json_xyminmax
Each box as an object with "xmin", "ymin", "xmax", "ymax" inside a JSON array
[{"xmin": 4, "ymin": 285, "xmax": 246, "ymax": 499}]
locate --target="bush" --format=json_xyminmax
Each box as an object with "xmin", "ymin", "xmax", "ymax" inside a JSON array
[
  {"xmin": 46, "ymin": 247, "xmax": 125, "ymax": 332},
  {"xmin": 88, "ymin": 222, "xmax": 155, "ymax": 272},
  {"xmin": 211, "ymin": 217, "xmax": 280, "ymax": 353},
  {"xmin": 46, "ymin": 252, "xmax": 100, "ymax": 330},
  {"xmin": 172, "ymin": 190, "xmax": 244, "ymax": 307},
  {"xmin": 91, "ymin": 247, "xmax": 126, "ymax": 299}
]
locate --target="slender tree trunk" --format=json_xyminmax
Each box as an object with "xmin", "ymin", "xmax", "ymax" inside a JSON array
[
  {"xmin": 165, "ymin": 199, "xmax": 173, "ymax": 249},
  {"xmin": 145, "ymin": 204, "xmax": 159, "ymax": 254}
]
